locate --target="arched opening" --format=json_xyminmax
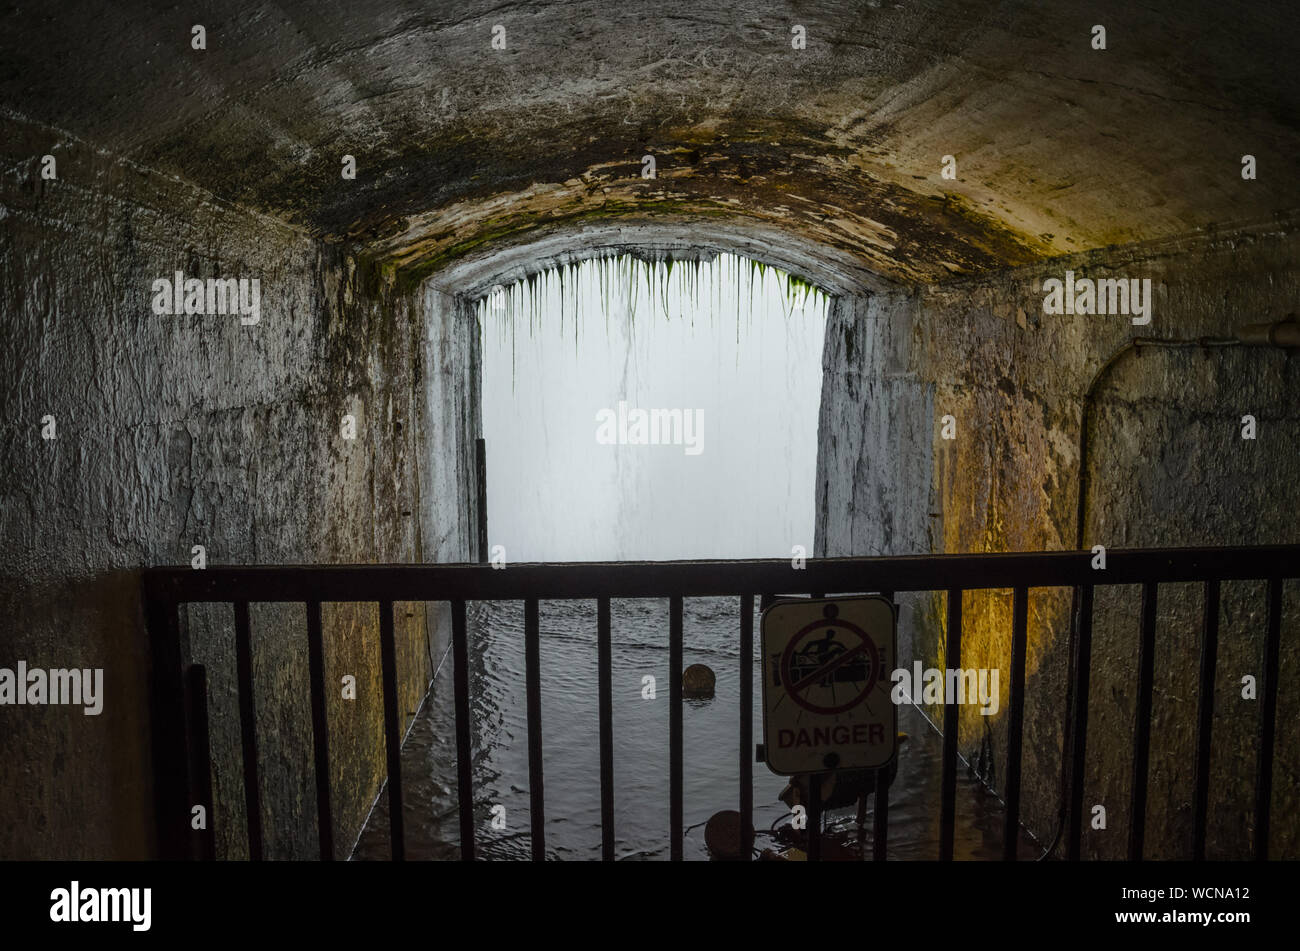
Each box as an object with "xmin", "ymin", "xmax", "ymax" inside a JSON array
[{"xmin": 411, "ymin": 219, "xmax": 898, "ymax": 571}]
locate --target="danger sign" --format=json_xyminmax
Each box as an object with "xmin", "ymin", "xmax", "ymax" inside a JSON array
[{"xmin": 760, "ymin": 595, "xmax": 897, "ymax": 775}]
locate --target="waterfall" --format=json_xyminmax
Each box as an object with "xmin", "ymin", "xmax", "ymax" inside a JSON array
[{"xmin": 475, "ymin": 252, "xmax": 830, "ymax": 561}]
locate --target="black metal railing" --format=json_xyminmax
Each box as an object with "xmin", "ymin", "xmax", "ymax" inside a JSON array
[{"xmin": 143, "ymin": 545, "xmax": 1299, "ymax": 862}]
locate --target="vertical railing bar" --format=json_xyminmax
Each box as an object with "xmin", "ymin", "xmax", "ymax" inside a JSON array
[
  {"xmin": 670, "ymin": 594, "xmax": 684, "ymax": 861},
  {"xmin": 808, "ymin": 591, "xmax": 824, "ymax": 863},
  {"xmin": 1066, "ymin": 584, "xmax": 1094, "ymax": 860},
  {"xmin": 1128, "ymin": 582, "xmax": 1158, "ymax": 861},
  {"xmin": 1192, "ymin": 578, "xmax": 1220, "ymax": 861},
  {"xmin": 233, "ymin": 600, "xmax": 263, "ymax": 861},
  {"xmin": 146, "ymin": 596, "xmax": 190, "ymax": 861},
  {"xmin": 739, "ymin": 592, "xmax": 754, "ymax": 862},
  {"xmin": 1253, "ymin": 577, "xmax": 1282, "ymax": 861},
  {"xmin": 452, "ymin": 599, "xmax": 475, "ymax": 861},
  {"xmin": 873, "ymin": 588, "xmax": 894, "ymax": 862},
  {"xmin": 1003, "ymin": 585, "xmax": 1029, "ymax": 860},
  {"xmin": 185, "ymin": 664, "xmax": 216, "ymax": 861},
  {"xmin": 524, "ymin": 598, "xmax": 545, "ymax": 861},
  {"xmin": 305, "ymin": 600, "xmax": 334, "ymax": 861},
  {"xmin": 475, "ymin": 438, "xmax": 488, "ymax": 564},
  {"xmin": 597, "ymin": 597, "xmax": 614, "ymax": 861},
  {"xmin": 939, "ymin": 587, "xmax": 962, "ymax": 860},
  {"xmin": 1056, "ymin": 583, "xmax": 1081, "ymax": 860},
  {"xmin": 378, "ymin": 600, "xmax": 405, "ymax": 861}
]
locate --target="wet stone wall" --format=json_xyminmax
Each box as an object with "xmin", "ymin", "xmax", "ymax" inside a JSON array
[
  {"xmin": 0, "ymin": 113, "xmax": 451, "ymax": 859},
  {"xmin": 816, "ymin": 217, "xmax": 1300, "ymax": 858}
]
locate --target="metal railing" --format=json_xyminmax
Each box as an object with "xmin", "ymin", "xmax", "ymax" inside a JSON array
[{"xmin": 143, "ymin": 545, "xmax": 1300, "ymax": 861}]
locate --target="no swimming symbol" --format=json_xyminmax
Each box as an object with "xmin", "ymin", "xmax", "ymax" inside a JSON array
[{"xmin": 778, "ymin": 614, "xmax": 881, "ymax": 715}]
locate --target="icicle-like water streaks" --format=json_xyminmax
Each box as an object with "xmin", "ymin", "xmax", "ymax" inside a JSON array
[{"xmin": 475, "ymin": 252, "xmax": 830, "ymax": 395}]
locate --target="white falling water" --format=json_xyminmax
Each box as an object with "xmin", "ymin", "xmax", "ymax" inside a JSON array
[{"xmin": 476, "ymin": 252, "xmax": 830, "ymax": 562}]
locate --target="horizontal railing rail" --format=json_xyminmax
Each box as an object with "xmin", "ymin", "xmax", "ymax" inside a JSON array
[
  {"xmin": 144, "ymin": 545, "xmax": 1299, "ymax": 601},
  {"xmin": 143, "ymin": 545, "xmax": 1300, "ymax": 863}
]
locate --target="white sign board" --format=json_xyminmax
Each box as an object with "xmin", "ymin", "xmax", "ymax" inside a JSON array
[{"xmin": 760, "ymin": 595, "xmax": 898, "ymax": 776}]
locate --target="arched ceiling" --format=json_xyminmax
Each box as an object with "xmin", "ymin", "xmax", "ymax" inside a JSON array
[{"xmin": 5, "ymin": 0, "xmax": 1297, "ymax": 285}]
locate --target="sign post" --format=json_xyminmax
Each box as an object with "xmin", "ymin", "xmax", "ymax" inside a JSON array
[{"xmin": 760, "ymin": 595, "xmax": 898, "ymax": 776}]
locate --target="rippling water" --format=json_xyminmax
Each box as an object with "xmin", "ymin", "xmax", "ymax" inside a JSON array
[{"xmin": 353, "ymin": 598, "xmax": 1041, "ymax": 860}]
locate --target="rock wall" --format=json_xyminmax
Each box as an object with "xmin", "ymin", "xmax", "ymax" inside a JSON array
[
  {"xmin": 817, "ymin": 215, "xmax": 1300, "ymax": 858},
  {"xmin": 0, "ymin": 113, "xmax": 459, "ymax": 859}
]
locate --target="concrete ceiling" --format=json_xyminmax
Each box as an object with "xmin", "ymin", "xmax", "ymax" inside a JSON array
[{"xmin": 4, "ymin": 0, "xmax": 1297, "ymax": 285}]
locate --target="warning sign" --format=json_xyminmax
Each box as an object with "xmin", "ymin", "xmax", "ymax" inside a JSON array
[{"xmin": 760, "ymin": 595, "xmax": 897, "ymax": 776}]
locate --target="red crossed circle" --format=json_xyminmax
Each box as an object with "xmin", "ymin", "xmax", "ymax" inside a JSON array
[{"xmin": 778, "ymin": 616, "xmax": 880, "ymax": 715}]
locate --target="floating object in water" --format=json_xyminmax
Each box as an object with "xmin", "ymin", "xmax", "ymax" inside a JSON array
[
  {"xmin": 682, "ymin": 663, "xmax": 715, "ymax": 699},
  {"xmin": 704, "ymin": 809, "xmax": 755, "ymax": 860}
]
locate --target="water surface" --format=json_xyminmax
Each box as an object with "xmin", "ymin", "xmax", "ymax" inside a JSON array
[{"xmin": 353, "ymin": 598, "xmax": 1041, "ymax": 860}]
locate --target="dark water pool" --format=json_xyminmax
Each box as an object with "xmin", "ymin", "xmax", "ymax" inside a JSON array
[{"xmin": 353, "ymin": 598, "xmax": 1041, "ymax": 860}]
